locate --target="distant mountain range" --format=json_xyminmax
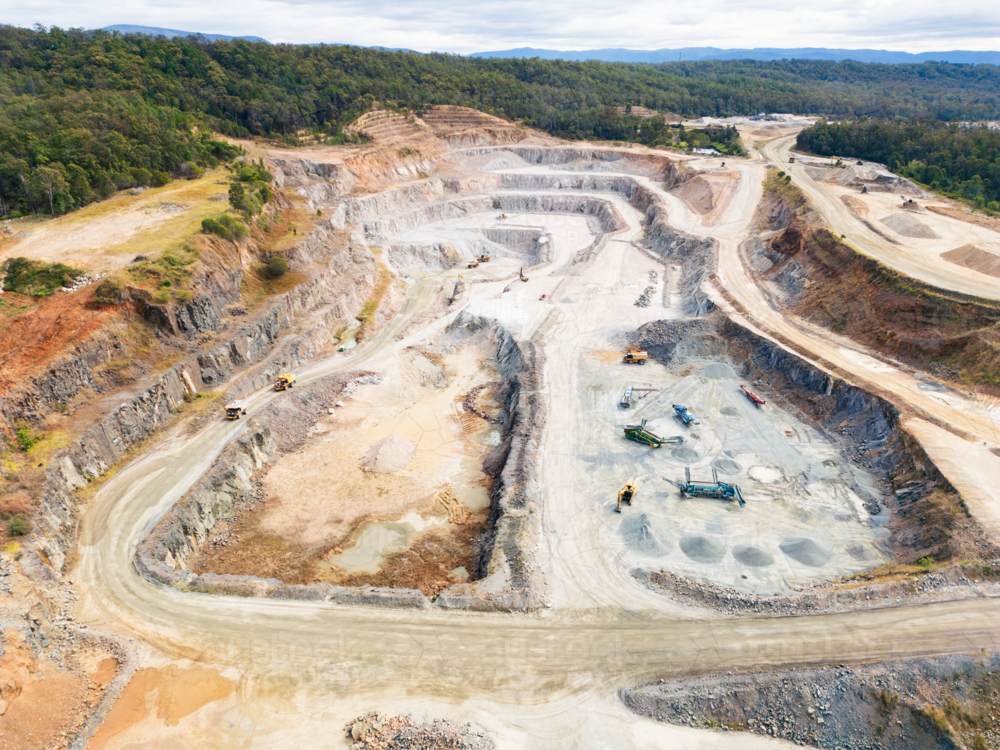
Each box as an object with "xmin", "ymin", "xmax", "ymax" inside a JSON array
[
  {"xmin": 101, "ymin": 25, "xmax": 269, "ymax": 43},
  {"xmin": 99, "ymin": 29, "xmax": 1000, "ymax": 66},
  {"xmin": 470, "ymin": 46, "xmax": 1000, "ymax": 65}
]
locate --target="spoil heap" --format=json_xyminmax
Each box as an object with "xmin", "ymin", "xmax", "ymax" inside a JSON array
[{"xmin": 361, "ymin": 435, "xmax": 416, "ymax": 474}]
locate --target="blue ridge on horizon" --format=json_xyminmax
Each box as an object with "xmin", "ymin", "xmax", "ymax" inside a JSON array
[{"xmin": 99, "ymin": 28, "xmax": 1000, "ymax": 65}]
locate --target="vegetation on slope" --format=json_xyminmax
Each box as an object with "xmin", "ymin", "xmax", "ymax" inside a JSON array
[
  {"xmin": 5, "ymin": 26, "xmax": 1000, "ymax": 218},
  {"xmin": 797, "ymin": 119, "xmax": 1000, "ymax": 210}
]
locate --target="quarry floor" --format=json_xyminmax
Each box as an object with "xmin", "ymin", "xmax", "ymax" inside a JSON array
[{"xmin": 46, "ymin": 132, "xmax": 1000, "ymax": 748}]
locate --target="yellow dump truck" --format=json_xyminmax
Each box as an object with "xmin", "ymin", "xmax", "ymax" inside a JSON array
[
  {"xmin": 622, "ymin": 346, "xmax": 648, "ymax": 365},
  {"xmin": 225, "ymin": 400, "xmax": 248, "ymax": 420},
  {"xmin": 274, "ymin": 373, "xmax": 296, "ymax": 391},
  {"xmin": 468, "ymin": 259, "xmax": 480, "ymax": 268}
]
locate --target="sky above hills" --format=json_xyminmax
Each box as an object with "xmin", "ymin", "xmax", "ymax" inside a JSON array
[{"xmin": 11, "ymin": 0, "xmax": 1000, "ymax": 55}]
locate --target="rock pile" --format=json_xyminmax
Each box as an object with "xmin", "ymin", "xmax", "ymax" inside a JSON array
[
  {"xmin": 362, "ymin": 435, "xmax": 416, "ymax": 473},
  {"xmin": 345, "ymin": 711, "xmax": 494, "ymax": 750},
  {"xmin": 343, "ymin": 374, "xmax": 381, "ymax": 397},
  {"xmin": 634, "ymin": 285, "xmax": 655, "ymax": 307}
]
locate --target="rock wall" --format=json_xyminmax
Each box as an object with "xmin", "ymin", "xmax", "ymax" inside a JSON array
[
  {"xmin": 24, "ymin": 223, "xmax": 380, "ymax": 574},
  {"xmin": 436, "ymin": 315, "xmax": 548, "ymax": 611}
]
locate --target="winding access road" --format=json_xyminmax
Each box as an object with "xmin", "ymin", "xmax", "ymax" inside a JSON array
[{"xmin": 74, "ymin": 151, "xmax": 1000, "ymax": 748}]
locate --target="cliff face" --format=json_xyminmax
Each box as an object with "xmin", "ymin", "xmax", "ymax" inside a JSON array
[{"xmin": 21, "ymin": 218, "xmax": 380, "ymax": 573}]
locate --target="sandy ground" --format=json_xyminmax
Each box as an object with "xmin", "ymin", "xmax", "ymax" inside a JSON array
[
  {"xmin": 260, "ymin": 347, "xmax": 494, "ymax": 572},
  {"xmin": 64, "ymin": 136, "xmax": 1000, "ymax": 750}
]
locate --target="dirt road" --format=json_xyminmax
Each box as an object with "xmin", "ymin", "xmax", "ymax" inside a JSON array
[
  {"xmin": 761, "ymin": 135, "xmax": 1000, "ymax": 301},
  {"xmin": 72, "ymin": 149, "xmax": 1000, "ymax": 748}
]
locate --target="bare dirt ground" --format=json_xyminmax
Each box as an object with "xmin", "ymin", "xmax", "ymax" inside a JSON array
[
  {"xmin": 190, "ymin": 342, "xmax": 499, "ymax": 594},
  {"xmin": 0, "ymin": 629, "xmax": 115, "ymax": 750},
  {"xmin": 0, "ymin": 171, "xmax": 231, "ymax": 274}
]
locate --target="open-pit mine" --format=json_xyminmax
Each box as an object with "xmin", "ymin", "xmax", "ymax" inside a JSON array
[{"xmin": 2, "ymin": 107, "xmax": 1000, "ymax": 749}]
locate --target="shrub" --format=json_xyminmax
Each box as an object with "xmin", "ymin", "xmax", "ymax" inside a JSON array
[
  {"xmin": 175, "ymin": 289, "xmax": 193, "ymax": 303},
  {"xmin": 267, "ymin": 256, "xmax": 289, "ymax": 278},
  {"xmin": 3, "ymin": 257, "xmax": 84, "ymax": 296},
  {"xmin": 93, "ymin": 278, "xmax": 123, "ymax": 305},
  {"xmin": 152, "ymin": 170, "xmax": 170, "ymax": 187},
  {"xmin": 8, "ymin": 514, "xmax": 31, "ymax": 537},
  {"xmin": 202, "ymin": 214, "xmax": 248, "ymax": 241},
  {"xmin": 152, "ymin": 290, "xmax": 171, "ymax": 305},
  {"xmin": 161, "ymin": 279, "xmax": 171, "ymax": 287},
  {"xmin": 917, "ymin": 556, "xmax": 935, "ymax": 568},
  {"xmin": 14, "ymin": 426, "xmax": 36, "ymax": 451}
]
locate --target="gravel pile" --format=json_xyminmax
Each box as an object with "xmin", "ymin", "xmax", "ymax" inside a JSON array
[
  {"xmin": 346, "ymin": 711, "xmax": 494, "ymax": 750},
  {"xmin": 362, "ymin": 435, "xmax": 416, "ymax": 473}
]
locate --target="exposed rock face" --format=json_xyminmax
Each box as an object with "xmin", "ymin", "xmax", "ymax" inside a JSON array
[{"xmin": 17, "ymin": 223, "xmax": 380, "ymax": 574}]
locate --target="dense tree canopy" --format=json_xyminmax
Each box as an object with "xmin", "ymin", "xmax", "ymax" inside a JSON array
[
  {"xmin": 4, "ymin": 25, "xmax": 1000, "ymax": 216},
  {"xmin": 797, "ymin": 120, "xmax": 1000, "ymax": 209}
]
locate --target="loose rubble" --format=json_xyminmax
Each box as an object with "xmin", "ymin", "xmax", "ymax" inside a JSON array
[
  {"xmin": 623, "ymin": 654, "xmax": 1000, "ymax": 750},
  {"xmin": 636, "ymin": 564, "xmax": 1000, "ymax": 616},
  {"xmin": 345, "ymin": 711, "xmax": 494, "ymax": 750}
]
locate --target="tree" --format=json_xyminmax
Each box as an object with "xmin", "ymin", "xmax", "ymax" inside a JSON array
[{"xmin": 29, "ymin": 165, "xmax": 69, "ymax": 215}]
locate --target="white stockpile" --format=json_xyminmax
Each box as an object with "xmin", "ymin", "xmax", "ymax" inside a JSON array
[{"xmin": 361, "ymin": 434, "xmax": 415, "ymax": 474}]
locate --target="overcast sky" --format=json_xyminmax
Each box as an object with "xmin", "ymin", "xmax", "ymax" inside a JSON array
[{"xmin": 8, "ymin": 0, "xmax": 1000, "ymax": 53}]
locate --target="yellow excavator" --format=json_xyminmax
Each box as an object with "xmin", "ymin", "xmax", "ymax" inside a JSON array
[
  {"xmin": 519, "ymin": 266, "xmax": 528, "ymax": 282},
  {"xmin": 616, "ymin": 483, "xmax": 637, "ymax": 513}
]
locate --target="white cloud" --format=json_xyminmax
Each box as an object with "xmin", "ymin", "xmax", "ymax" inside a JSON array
[{"xmin": 9, "ymin": 0, "xmax": 1000, "ymax": 53}]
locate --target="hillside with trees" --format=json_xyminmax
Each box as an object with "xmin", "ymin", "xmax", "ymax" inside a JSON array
[
  {"xmin": 4, "ymin": 25, "xmax": 1000, "ymax": 217},
  {"xmin": 797, "ymin": 120, "xmax": 1000, "ymax": 209}
]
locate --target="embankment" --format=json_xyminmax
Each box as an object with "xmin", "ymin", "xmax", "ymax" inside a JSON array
[{"xmin": 749, "ymin": 174, "xmax": 1000, "ymax": 389}]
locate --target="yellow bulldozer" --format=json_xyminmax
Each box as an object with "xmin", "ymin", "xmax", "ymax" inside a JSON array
[
  {"xmin": 274, "ymin": 373, "xmax": 296, "ymax": 391},
  {"xmin": 616, "ymin": 483, "xmax": 637, "ymax": 513}
]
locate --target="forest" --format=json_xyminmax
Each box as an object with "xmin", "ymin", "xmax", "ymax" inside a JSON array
[
  {"xmin": 797, "ymin": 119, "xmax": 1000, "ymax": 209},
  {"xmin": 3, "ymin": 25, "xmax": 1000, "ymax": 216}
]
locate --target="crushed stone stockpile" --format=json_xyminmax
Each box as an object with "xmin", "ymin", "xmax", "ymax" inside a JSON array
[
  {"xmin": 880, "ymin": 211, "xmax": 940, "ymax": 239},
  {"xmin": 361, "ymin": 434, "xmax": 416, "ymax": 474},
  {"xmin": 346, "ymin": 711, "xmax": 494, "ymax": 750}
]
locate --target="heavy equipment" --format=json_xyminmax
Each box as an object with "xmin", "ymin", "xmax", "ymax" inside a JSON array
[
  {"xmin": 740, "ymin": 385, "xmax": 764, "ymax": 406},
  {"xmin": 519, "ymin": 267, "xmax": 528, "ymax": 282},
  {"xmin": 225, "ymin": 400, "xmax": 248, "ymax": 420},
  {"xmin": 622, "ymin": 346, "xmax": 648, "ymax": 365},
  {"xmin": 468, "ymin": 259, "xmax": 480, "ymax": 268},
  {"xmin": 861, "ymin": 184, "xmax": 869, "ymax": 194},
  {"xmin": 664, "ymin": 467, "xmax": 745, "ymax": 507},
  {"xmin": 274, "ymin": 373, "xmax": 296, "ymax": 391},
  {"xmin": 616, "ymin": 483, "xmax": 637, "ymax": 513},
  {"xmin": 623, "ymin": 419, "xmax": 683, "ymax": 448},
  {"xmin": 477, "ymin": 254, "xmax": 491, "ymax": 263},
  {"xmin": 673, "ymin": 404, "xmax": 698, "ymax": 425},
  {"xmin": 620, "ymin": 384, "xmax": 634, "ymax": 408}
]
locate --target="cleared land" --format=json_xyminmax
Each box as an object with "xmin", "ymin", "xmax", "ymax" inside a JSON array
[{"xmin": 4, "ymin": 110, "xmax": 997, "ymax": 749}]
